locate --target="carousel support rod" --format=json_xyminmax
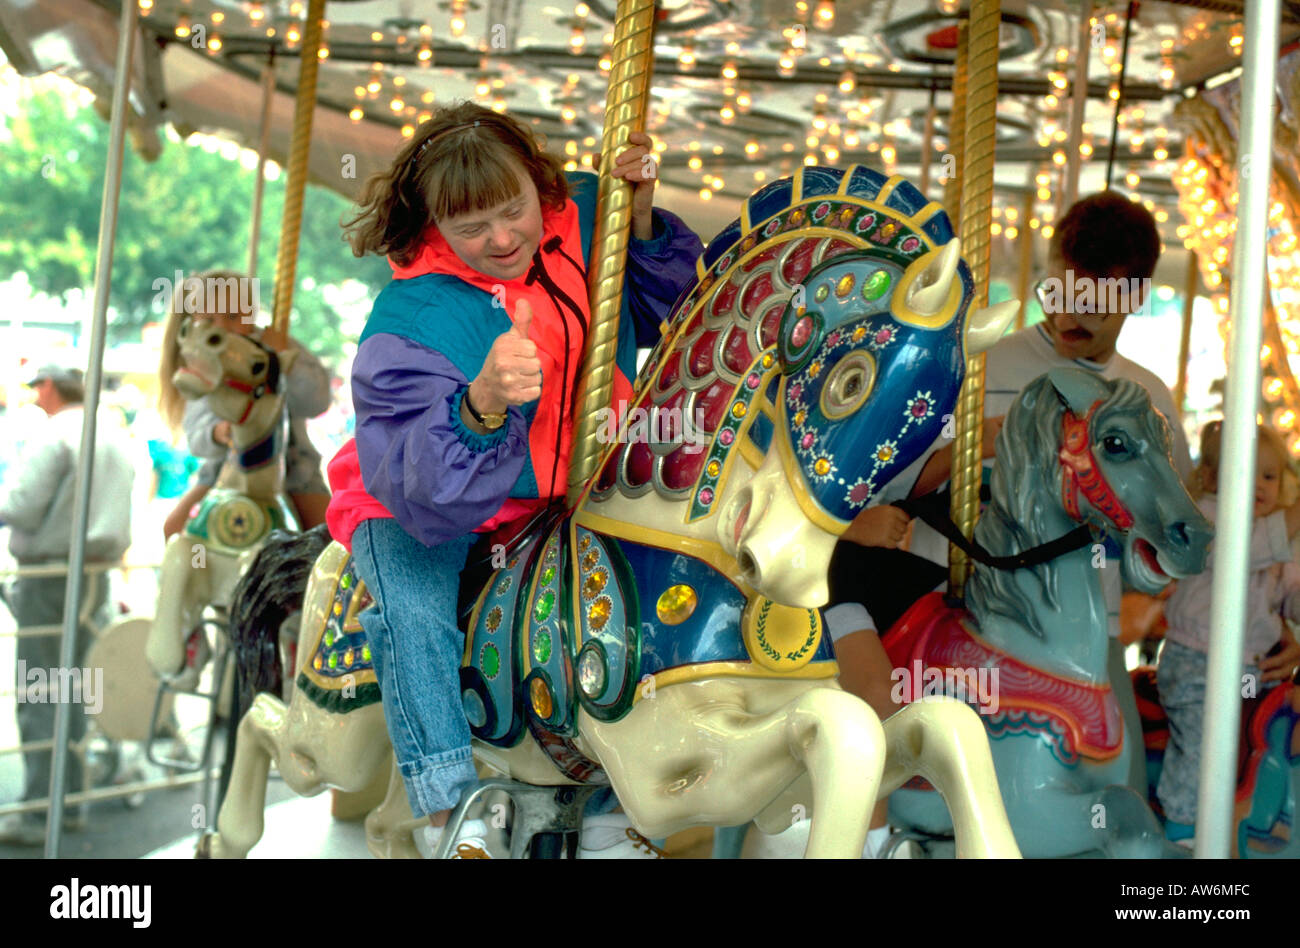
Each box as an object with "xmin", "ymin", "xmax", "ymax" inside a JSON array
[
  {"xmin": 271, "ymin": 0, "xmax": 327, "ymax": 337},
  {"xmin": 248, "ymin": 49, "xmax": 276, "ymax": 279},
  {"xmin": 1173, "ymin": 250, "xmax": 1198, "ymax": 413},
  {"xmin": 45, "ymin": 0, "xmax": 138, "ymax": 859},
  {"xmin": 1061, "ymin": 0, "xmax": 1092, "ymax": 213},
  {"xmin": 1014, "ymin": 185, "xmax": 1035, "ymax": 331},
  {"xmin": 1104, "ymin": 1, "xmax": 1139, "ymax": 190},
  {"xmin": 919, "ymin": 84, "xmax": 937, "ymax": 198},
  {"xmin": 948, "ymin": 0, "xmax": 1001, "ymax": 597},
  {"xmin": 943, "ymin": 22, "xmax": 969, "ymax": 227},
  {"xmin": 567, "ymin": 0, "xmax": 657, "ymax": 505},
  {"xmin": 1197, "ymin": 0, "xmax": 1281, "ymax": 860}
]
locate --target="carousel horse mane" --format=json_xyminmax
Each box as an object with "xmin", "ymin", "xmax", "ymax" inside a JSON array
[
  {"xmin": 967, "ymin": 373, "xmax": 1158, "ymax": 637},
  {"xmin": 228, "ymin": 524, "xmax": 332, "ymax": 720}
]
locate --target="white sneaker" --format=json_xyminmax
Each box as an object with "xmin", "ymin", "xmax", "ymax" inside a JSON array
[
  {"xmin": 420, "ymin": 818, "xmax": 492, "ymax": 859},
  {"xmin": 579, "ymin": 812, "xmax": 666, "ymax": 859}
]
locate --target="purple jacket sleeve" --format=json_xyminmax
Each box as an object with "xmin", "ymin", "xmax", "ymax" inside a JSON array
[
  {"xmin": 353, "ymin": 333, "xmax": 529, "ymax": 546},
  {"xmin": 625, "ymin": 208, "xmax": 703, "ymax": 347}
]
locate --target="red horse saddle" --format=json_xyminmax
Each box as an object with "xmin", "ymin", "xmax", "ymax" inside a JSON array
[{"xmin": 882, "ymin": 592, "xmax": 1125, "ymax": 766}]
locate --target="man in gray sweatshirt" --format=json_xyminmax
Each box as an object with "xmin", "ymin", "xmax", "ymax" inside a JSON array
[{"xmin": 0, "ymin": 364, "xmax": 134, "ymax": 845}]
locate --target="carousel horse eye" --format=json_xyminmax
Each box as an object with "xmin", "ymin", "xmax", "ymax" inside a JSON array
[
  {"xmin": 820, "ymin": 352, "xmax": 876, "ymax": 421},
  {"xmin": 251, "ymin": 360, "xmax": 266, "ymax": 376},
  {"xmin": 207, "ymin": 333, "xmax": 222, "ymax": 346},
  {"xmin": 1102, "ymin": 435, "xmax": 1128, "ymax": 456}
]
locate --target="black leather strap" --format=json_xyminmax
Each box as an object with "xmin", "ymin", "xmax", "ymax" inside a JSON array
[
  {"xmin": 463, "ymin": 387, "xmax": 500, "ymax": 429},
  {"xmin": 893, "ymin": 491, "xmax": 1094, "ymax": 572}
]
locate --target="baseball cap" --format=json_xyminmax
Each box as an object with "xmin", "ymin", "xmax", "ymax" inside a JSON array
[{"xmin": 25, "ymin": 364, "xmax": 85, "ymax": 387}]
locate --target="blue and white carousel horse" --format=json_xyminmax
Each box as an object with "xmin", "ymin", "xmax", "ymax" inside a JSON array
[{"xmin": 203, "ymin": 165, "xmax": 1022, "ymax": 859}]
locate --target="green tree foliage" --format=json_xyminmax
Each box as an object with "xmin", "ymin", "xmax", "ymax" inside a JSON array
[{"xmin": 0, "ymin": 82, "xmax": 391, "ymax": 365}]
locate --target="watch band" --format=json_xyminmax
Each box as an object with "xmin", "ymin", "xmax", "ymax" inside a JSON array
[{"xmin": 464, "ymin": 388, "xmax": 507, "ymax": 430}]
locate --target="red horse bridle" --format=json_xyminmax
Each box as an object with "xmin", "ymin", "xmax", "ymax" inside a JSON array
[
  {"xmin": 1059, "ymin": 400, "xmax": 1135, "ymax": 529},
  {"xmin": 219, "ymin": 337, "xmax": 280, "ymax": 425}
]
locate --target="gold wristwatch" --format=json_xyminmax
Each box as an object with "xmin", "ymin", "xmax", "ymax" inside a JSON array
[{"xmin": 464, "ymin": 388, "xmax": 508, "ymax": 430}]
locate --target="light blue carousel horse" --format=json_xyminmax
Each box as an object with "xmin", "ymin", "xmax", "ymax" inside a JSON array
[
  {"xmin": 207, "ymin": 165, "xmax": 1022, "ymax": 859},
  {"xmin": 884, "ymin": 369, "xmax": 1214, "ymax": 858}
]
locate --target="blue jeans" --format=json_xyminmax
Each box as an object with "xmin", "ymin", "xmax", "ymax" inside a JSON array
[
  {"xmin": 351, "ymin": 518, "xmax": 478, "ymax": 818},
  {"xmin": 1155, "ymin": 639, "xmax": 1263, "ymax": 826}
]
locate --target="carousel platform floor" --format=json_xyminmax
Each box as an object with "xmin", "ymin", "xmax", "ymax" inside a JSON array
[{"xmin": 147, "ymin": 792, "xmax": 372, "ymax": 859}]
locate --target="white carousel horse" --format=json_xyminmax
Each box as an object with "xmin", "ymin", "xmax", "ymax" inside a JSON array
[
  {"xmin": 204, "ymin": 166, "xmax": 1022, "ymax": 859},
  {"xmin": 144, "ymin": 318, "xmax": 300, "ymax": 688}
]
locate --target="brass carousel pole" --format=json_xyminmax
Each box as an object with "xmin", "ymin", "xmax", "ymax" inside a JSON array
[
  {"xmin": 948, "ymin": 0, "xmax": 1001, "ymax": 598},
  {"xmin": 248, "ymin": 50, "xmax": 276, "ymax": 278},
  {"xmin": 919, "ymin": 85, "xmax": 937, "ymax": 198},
  {"xmin": 943, "ymin": 22, "xmax": 969, "ymax": 226},
  {"xmin": 1173, "ymin": 250, "xmax": 1198, "ymax": 414},
  {"xmin": 1014, "ymin": 179, "xmax": 1035, "ymax": 331},
  {"xmin": 1061, "ymin": 0, "xmax": 1092, "ymax": 214},
  {"xmin": 271, "ymin": 0, "xmax": 327, "ymax": 336},
  {"xmin": 567, "ymin": 0, "xmax": 657, "ymax": 505}
]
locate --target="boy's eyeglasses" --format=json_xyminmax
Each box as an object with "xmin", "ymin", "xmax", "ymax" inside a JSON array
[{"xmin": 1033, "ymin": 277, "xmax": 1141, "ymax": 318}]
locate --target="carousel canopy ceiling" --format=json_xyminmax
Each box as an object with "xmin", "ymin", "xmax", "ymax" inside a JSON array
[{"xmin": 3, "ymin": 0, "xmax": 1299, "ymax": 243}]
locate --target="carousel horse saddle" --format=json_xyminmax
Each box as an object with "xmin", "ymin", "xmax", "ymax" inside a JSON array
[
  {"xmin": 294, "ymin": 505, "xmax": 566, "ymax": 716},
  {"xmin": 883, "ymin": 592, "xmax": 1125, "ymax": 770},
  {"xmin": 458, "ymin": 515, "xmax": 836, "ymax": 781}
]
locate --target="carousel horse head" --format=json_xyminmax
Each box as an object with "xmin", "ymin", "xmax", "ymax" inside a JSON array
[
  {"xmin": 715, "ymin": 239, "xmax": 1017, "ymax": 607},
  {"xmin": 988, "ymin": 368, "xmax": 1212, "ymax": 597},
  {"xmin": 172, "ymin": 316, "xmax": 290, "ymax": 430}
]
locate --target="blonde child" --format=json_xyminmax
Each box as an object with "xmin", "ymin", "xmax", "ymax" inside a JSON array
[
  {"xmin": 157, "ymin": 269, "xmax": 332, "ymax": 536},
  {"xmin": 1157, "ymin": 421, "xmax": 1300, "ymax": 844}
]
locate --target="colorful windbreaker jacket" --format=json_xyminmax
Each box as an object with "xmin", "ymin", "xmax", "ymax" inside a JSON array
[{"xmin": 326, "ymin": 172, "xmax": 702, "ymax": 550}]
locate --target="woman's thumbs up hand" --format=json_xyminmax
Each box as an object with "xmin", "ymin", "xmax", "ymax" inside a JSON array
[{"xmin": 468, "ymin": 297, "xmax": 544, "ymax": 414}]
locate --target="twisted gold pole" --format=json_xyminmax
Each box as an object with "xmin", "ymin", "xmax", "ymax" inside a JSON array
[
  {"xmin": 271, "ymin": 0, "xmax": 326, "ymax": 336},
  {"xmin": 948, "ymin": 0, "xmax": 1001, "ymax": 598},
  {"xmin": 1173, "ymin": 250, "xmax": 1198, "ymax": 414},
  {"xmin": 943, "ymin": 22, "xmax": 969, "ymax": 227},
  {"xmin": 567, "ymin": 0, "xmax": 656, "ymax": 506},
  {"xmin": 249, "ymin": 51, "xmax": 275, "ymax": 279}
]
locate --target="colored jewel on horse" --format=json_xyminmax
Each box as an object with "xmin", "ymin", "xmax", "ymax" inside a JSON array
[{"xmin": 208, "ymin": 165, "xmax": 1022, "ymax": 859}]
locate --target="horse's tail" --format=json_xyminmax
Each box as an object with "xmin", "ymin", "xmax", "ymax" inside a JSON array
[{"xmin": 227, "ymin": 524, "xmax": 332, "ymax": 721}]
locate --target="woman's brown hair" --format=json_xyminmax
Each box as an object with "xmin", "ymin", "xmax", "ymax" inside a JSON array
[
  {"xmin": 343, "ymin": 102, "xmax": 569, "ymax": 267},
  {"xmin": 157, "ymin": 268, "xmax": 257, "ymax": 433}
]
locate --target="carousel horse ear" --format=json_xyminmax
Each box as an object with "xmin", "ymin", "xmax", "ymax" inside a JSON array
[
  {"xmin": 965, "ymin": 300, "xmax": 1018, "ymax": 356},
  {"xmin": 1046, "ymin": 367, "xmax": 1111, "ymax": 416},
  {"xmin": 908, "ymin": 238, "xmax": 961, "ymax": 317}
]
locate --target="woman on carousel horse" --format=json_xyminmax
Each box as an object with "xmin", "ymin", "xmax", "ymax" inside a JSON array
[
  {"xmin": 324, "ymin": 102, "xmax": 704, "ymax": 857},
  {"xmin": 322, "ymin": 100, "xmax": 938, "ymax": 858}
]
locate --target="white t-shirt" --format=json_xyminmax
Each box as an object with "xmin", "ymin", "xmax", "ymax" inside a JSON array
[{"xmin": 905, "ymin": 323, "xmax": 1195, "ymax": 638}]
